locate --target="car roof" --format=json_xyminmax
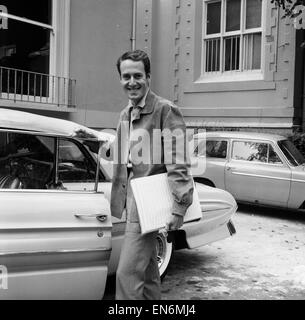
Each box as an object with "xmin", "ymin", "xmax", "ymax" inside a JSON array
[
  {"xmin": 194, "ymin": 131, "xmax": 287, "ymax": 141},
  {"xmin": 0, "ymin": 108, "xmax": 112, "ymax": 141}
]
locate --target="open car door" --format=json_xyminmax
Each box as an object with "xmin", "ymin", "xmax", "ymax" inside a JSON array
[{"xmin": 0, "ymin": 130, "xmax": 112, "ymax": 300}]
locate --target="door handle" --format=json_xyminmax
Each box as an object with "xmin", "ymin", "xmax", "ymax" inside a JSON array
[
  {"xmin": 74, "ymin": 213, "xmax": 108, "ymax": 222},
  {"xmin": 226, "ymin": 167, "xmax": 236, "ymax": 171}
]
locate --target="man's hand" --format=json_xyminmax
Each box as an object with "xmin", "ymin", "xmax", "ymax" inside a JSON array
[{"xmin": 166, "ymin": 214, "xmax": 184, "ymax": 231}]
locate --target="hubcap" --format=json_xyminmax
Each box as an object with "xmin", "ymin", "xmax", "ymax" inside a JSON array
[{"xmin": 156, "ymin": 234, "xmax": 166, "ymax": 268}]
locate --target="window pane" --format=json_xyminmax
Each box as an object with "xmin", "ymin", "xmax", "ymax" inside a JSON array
[
  {"xmin": 206, "ymin": 140, "xmax": 228, "ymax": 158},
  {"xmin": 205, "ymin": 38, "xmax": 220, "ymax": 72},
  {"xmin": 268, "ymin": 145, "xmax": 282, "ymax": 164},
  {"xmin": 232, "ymin": 141, "xmax": 268, "ymax": 162},
  {"xmin": 224, "ymin": 36, "xmax": 240, "ymax": 71},
  {"xmin": 58, "ymin": 140, "xmax": 97, "ymax": 190},
  {"xmin": 246, "ymin": 0, "xmax": 262, "ymax": 29},
  {"xmin": 0, "ymin": 19, "xmax": 50, "ymax": 95},
  {"xmin": 226, "ymin": 0, "xmax": 241, "ymax": 32},
  {"xmin": 207, "ymin": 1, "xmax": 221, "ymax": 35},
  {"xmin": 0, "ymin": 0, "xmax": 52, "ymax": 25},
  {"xmin": 0, "ymin": 132, "xmax": 54, "ymax": 189},
  {"xmin": 278, "ymin": 140, "xmax": 305, "ymax": 166},
  {"xmin": 243, "ymin": 33, "xmax": 261, "ymax": 70}
]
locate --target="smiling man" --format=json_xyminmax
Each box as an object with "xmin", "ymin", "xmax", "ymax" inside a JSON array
[{"xmin": 111, "ymin": 50, "xmax": 193, "ymax": 300}]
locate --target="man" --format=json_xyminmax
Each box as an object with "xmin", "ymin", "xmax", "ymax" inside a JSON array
[{"xmin": 111, "ymin": 50, "xmax": 193, "ymax": 300}]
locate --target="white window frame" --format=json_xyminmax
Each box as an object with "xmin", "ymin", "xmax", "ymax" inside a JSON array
[
  {"xmin": 200, "ymin": 0, "xmax": 265, "ymax": 83},
  {"xmin": 0, "ymin": 0, "xmax": 70, "ymax": 103}
]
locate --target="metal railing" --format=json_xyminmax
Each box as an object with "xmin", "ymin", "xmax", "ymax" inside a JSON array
[
  {"xmin": 205, "ymin": 38, "xmax": 220, "ymax": 72},
  {"xmin": 0, "ymin": 66, "xmax": 76, "ymax": 108}
]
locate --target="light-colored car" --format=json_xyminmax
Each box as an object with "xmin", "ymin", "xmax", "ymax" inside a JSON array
[
  {"xmin": 0, "ymin": 109, "xmax": 237, "ymax": 299},
  {"xmin": 191, "ymin": 131, "xmax": 305, "ymax": 210}
]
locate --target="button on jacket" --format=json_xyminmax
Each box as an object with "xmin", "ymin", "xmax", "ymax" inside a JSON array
[{"xmin": 110, "ymin": 90, "xmax": 194, "ymax": 223}]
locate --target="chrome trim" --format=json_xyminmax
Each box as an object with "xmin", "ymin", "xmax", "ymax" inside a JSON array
[
  {"xmin": 202, "ymin": 206, "xmax": 232, "ymax": 212},
  {"xmin": 0, "ymin": 247, "xmax": 110, "ymax": 257},
  {"xmin": 232, "ymin": 171, "xmax": 291, "ymax": 182},
  {"xmin": 200, "ymin": 199, "xmax": 235, "ymax": 207},
  {"xmin": 0, "ymin": 189, "xmax": 104, "ymax": 194},
  {"xmin": 55, "ymin": 137, "xmax": 59, "ymax": 185},
  {"xmin": 95, "ymin": 142, "xmax": 101, "ymax": 192},
  {"xmin": 74, "ymin": 213, "xmax": 108, "ymax": 222},
  {"xmin": 291, "ymin": 178, "xmax": 305, "ymax": 183}
]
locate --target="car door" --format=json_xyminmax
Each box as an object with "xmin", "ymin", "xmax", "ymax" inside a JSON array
[
  {"xmin": 191, "ymin": 137, "xmax": 228, "ymax": 189},
  {"xmin": 57, "ymin": 138, "xmax": 125, "ymax": 275},
  {"xmin": 0, "ymin": 131, "xmax": 112, "ymax": 300},
  {"xmin": 225, "ymin": 139, "xmax": 291, "ymax": 206}
]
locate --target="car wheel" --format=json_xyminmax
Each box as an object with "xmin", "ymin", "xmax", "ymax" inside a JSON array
[{"xmin": 156, "ymin": 232, "xmax": 173, "ymax": 280}]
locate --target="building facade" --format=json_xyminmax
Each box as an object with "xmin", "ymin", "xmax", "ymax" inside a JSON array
[{"xmin": 0, "ymin": 0, "xmax": 304, "ymax": 135}]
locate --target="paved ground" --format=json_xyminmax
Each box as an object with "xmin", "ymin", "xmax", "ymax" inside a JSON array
[{"xmin": 104, "ymin": 204, "xmax": 305, "ymax": 300}]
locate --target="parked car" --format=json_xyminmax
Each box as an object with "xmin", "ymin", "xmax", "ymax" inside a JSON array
[
  {"xmin": 191, "ymin": 131, "xmax": 305, "ymax": 210},
  {"xmin": 0, "ymin": 108, "xmax": 237, "ymax": 299}
]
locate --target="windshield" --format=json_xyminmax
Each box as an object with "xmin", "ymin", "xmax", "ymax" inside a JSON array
[{"xmin": 277, "ymin": 140, "xmax": 305, "ymax": 166}]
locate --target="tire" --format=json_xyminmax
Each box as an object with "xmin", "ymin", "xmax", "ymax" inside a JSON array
[{"xmin": 156, "ymin": 232, "xmax": 173, "ymax": 280}]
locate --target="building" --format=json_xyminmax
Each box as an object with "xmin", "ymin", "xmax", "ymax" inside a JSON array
[{"xmin": 0, "ymin": 0, "xmax": 304, "ymax": 135}]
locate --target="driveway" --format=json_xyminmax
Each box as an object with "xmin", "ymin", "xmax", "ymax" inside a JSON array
[
  {"xmin": 103, "ymin": 204, "xmax": 305, "ymax": 300},
  {"xmin": 161, "ymin": 204, "xmax": 305, "ymax": 300}
]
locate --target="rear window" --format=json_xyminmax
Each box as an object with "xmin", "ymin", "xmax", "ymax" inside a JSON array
[{"xmin": 193, "ymin": 139, "xmax": 227, "ymax": 159}]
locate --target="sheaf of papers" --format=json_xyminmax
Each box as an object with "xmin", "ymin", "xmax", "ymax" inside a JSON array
[{"xmin": 130, "ymin": 173, "xmax": 202, "ymax": 234}]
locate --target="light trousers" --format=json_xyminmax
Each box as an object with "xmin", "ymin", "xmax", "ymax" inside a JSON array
[{"xmin": 115, "ymin": 222, "xmax": 161, "ymax": 300}]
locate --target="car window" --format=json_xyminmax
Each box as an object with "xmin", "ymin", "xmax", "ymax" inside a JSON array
[
  {"xmin": 0, "ymin": 131, "xmax": 54, "ymax": 189},
  {"xmin": 193, "ymin": 139, "xmax": 227, "ymax": 159},
  {"xmin": 232, "ymin": 141, "xmax": 282, "ymax": 164},
  {"xmin": 58, "ymin": 139, "xmax": 97, "ymax": 183},
  {"xmin": 206, "ymin": 140, "xmax": 227, "ymax": 158},
  {"xmin": 268, "ymin": 145, "xmax": 282, "ymax": 164},
  {"xmin": 278, "ymin": 139, "xmax": 305, "ymax": 166}
]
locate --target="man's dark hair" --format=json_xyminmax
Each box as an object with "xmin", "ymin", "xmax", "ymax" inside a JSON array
[{"xmin": 116, "ymin": 50, "xmax": 151, "ymax": 77}]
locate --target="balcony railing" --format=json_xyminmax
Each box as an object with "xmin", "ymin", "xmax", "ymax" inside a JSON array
[{"xmin": 0, "ymin": 66, "xmax": 76, "ymax": 109}]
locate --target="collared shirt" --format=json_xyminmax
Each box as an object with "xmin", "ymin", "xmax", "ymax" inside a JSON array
[
  {"xmin": 127, "ymin": 88, "xmax": 149, "ymax": 111},
  {"xmin": 126, "ymin": 89, "xmax": 149, "ymax": 224},
  {"xmin": 127, "ymin": 88, "xmax": 149, "ymax": 165}
]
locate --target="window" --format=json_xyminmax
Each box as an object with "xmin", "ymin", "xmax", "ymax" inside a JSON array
[
  {"xmin": 0, "ymin": 132, "xmax": 105, "ymax": 190},
  {"xmin": 206, "ymin": 140, "xmax": 228, "ymax": 158},
  {"xmin": 232, "ymin": 141, "xmax": 282, "ymax": 164},
  {"xmin": 0, "ymin": 132, "xmax": 55, "ymax": 189},
  {"xmin": 203, "ymin": 0, "xmax": 263, "ymax": 77},
  {"xmin": 0, "ymin": 1, "xmax": 52, "ymax": 75},
  {"xmin": 278, "ymin": 140, "xmax": 305, "ymax": 166},
  {"xmin": 193, "ymin": 139, "xmax": 227, "ymax": 158},
  {"xmin": 58, "ymin": 139, "xmax": 97, "ymax": 183},
  {"xmin": 0, "ymin": 0, "xmax": 70, "ymax": 103}
]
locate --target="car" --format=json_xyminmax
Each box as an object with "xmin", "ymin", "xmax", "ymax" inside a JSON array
[
  {"xmin": 0, "ymin": 108, "xmax": 237, "ymax": 300},
  {"xmin": 191, "ymin": 131, "xmax": 305, "ymax": 210}
]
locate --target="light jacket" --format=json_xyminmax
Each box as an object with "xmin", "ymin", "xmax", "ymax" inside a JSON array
[{"xmin": 110, "ymin": 90, "xmax": 194, "ymax": 220}]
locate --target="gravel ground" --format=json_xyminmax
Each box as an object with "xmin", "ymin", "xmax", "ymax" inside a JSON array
[
  {"xmin": 161, "ymin": 204, "xmax": 305, "ymax": 300},
  {"xmin": 103, "ymin": 204, "xmax": 305, "ymax": 300}
]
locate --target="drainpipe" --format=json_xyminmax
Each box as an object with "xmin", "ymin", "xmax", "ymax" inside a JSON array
[{"xmin": 131, "ymin": 0, "xmax": 137, "ymax": 50}]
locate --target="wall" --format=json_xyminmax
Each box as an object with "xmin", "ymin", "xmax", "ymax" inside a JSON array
[
  {"xmin": 148, "ymin": 0, "xmax": 297, "ymax": 134},
  {"xmin": 69, "ymin": 0, "xmax": 133, "ymax": 129}
]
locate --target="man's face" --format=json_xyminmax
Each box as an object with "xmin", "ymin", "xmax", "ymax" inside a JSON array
[{"xmin": 119, "ymin": 59, "xmax": 150, "ymax": 105}]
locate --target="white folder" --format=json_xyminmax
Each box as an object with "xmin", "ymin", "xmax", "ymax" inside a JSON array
[{"xmin": 130, "ymin": 173, "xmax": 202, "ymax": 234}]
